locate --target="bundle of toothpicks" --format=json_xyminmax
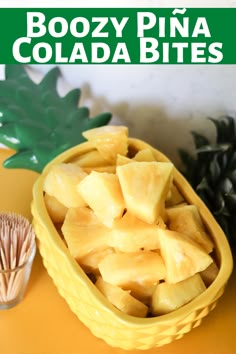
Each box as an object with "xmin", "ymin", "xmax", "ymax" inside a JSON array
[{"xmin": 0, "ymin": 212, "xmax": 35, "ymax": 302}]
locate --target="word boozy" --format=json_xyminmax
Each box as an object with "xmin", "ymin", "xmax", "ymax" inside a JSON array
[{"xmin": 12, "ymin": 11, "xmax": 223, "ymax": 64}]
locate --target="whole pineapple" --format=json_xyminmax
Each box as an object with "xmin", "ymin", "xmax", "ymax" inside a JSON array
[
  {"xmin": 0, "ymin": 65, "xmax": 111, "ymax": 173},
  {"xmin": 179, "ymin": 116, "xmax": 236, "ymax": 248}
]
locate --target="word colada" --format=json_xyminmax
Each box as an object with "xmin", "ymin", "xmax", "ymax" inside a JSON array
[{"xmin": 13, "ymin": 10, "xmax": 223, "ymax": 64}]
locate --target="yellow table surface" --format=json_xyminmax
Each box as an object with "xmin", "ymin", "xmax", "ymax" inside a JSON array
[{"xmin": 0, "ymin": 148, "xmax": 235, "ymax": 354}]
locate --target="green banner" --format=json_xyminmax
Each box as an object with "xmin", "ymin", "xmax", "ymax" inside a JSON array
[{"xmin": 0, "ymin": 8, "xmax": 235, "ymax": 64}]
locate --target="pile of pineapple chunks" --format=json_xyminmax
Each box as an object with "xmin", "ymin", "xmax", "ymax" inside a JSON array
[{"xmin": 43, "ymin": 126, "xmax": 219, "ymax": 318}]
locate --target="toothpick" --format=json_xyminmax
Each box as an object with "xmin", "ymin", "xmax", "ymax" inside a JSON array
[{"xmin": 0, "ymin": 212, "xmax": 35, "ymax": 303}]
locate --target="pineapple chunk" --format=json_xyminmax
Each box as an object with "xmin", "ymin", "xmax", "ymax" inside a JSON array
[
  {"xmin": 116, "ymin": 154, "xmax": 132, "ymax": 166},
  {"xmin": 83, "ymin": 165, "xmax": 116, "ymax": 174},
  {"xmin": 116, "ymin": 148, "xmax": 156, "ymax": 165},
  {"xmin": 82, "ymin": 125, "xmax": 128, "ymax": 164},
  {"xmin": 200, "ymin": 261, "xmax": 219, "ymax": 287},
  {"xmin": 129, "ymin": 282, "xmax": 157, "ymax": 304},
  {"xmin": 134, "ymin": 148, "xmax": 156, "ymax": 162},
  {"xmin": 167, "ymin": 204, "xmax": 214, "ymax": 253},
  {"xmin": 79, "ymin": 247, "xmax": 114, "ymax": 273},
  {"xmin": 71, "ymin": 149, "xmax": 110, "ymax": 167},
  {"xmin": 151, "ymin": 273, "xmax": 206, "ymax": 316},
  {"xmin": 158, "ymin": 229, "xmax": 213, "ymax": 283},
  {"xmin": 165, "ymin": 184, "xmax": 185, "ymax": 207},
  {"xmin": 108, "ymin": 211, "xmax": 160, "ymax": 252},
  {"xmin": 61, "ymin": 207, "xmax": 111, "ymax": 260},
  {"xmin": 117, "ymin": 161, "xmax": 174, "ymax": 224},
  {"xmin": 78, "ymin": 171, "xmax": 125, "ymax": 227},
  {"xmin": 43, "ymin": 163, "xmax": 87, "ymax": 208},
  {"xmin": 44, "ymin": 193, "xmax": 68, "ymax": 224},
  {"xmin": 98, "ymin": 251, "xmax": 166, "ymax": 290},
  {"xmin": 157, "ymin": 216, "xmax": 167, "ymax": 229},
  {"xmin": 96, "ymin": 276, "xmax": 148, "ymax": 318}
]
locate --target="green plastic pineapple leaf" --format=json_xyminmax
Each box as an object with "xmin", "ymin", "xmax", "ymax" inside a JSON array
[
  {"xmin": 0, "ymin": 65, "xmax": 112, "ymax": 173},
  {"xmin": 179, "ymin": 116, "xmax": 236, "ymax": 249}
]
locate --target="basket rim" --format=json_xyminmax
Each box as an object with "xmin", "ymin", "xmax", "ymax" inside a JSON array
[{"xmin": 32, "ymin": 138, "xmax": 233, "ymax": 328}]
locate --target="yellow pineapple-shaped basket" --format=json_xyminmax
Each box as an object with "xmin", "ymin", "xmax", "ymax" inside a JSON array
[
  {"xmin": 1, "ymin": 65, "xmax": 232, "ymax": 350},
  {"xmin": 31, "ymin": 136, "xmax": 233, "ymax": 351}
]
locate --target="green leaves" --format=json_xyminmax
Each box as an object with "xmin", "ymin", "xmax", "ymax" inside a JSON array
[
  {"xmin": 191, "ymin": 131, "xmax": 210, "ymax": 149},
  {"xmin": 0, "ymin": 65, "xmax": 112, "ymax": 172},
  {"xmin": 208, "ymin": 116, "xmax": 236, "ymax": 144},
  {"xmin": 179, "ymin": 116, "xmax": 236, "ymax": 248}
]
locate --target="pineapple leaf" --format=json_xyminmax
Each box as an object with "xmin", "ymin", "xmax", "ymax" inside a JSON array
[
  {"xmin": 219, "ymin": 177, "xmax": 234, "ymax": 194},
  {"xmin": 228, "ymin": 169, "xmax": 236, "ymax": 185},
  {"xmin": 178, "ymin": 148, "xmax": 197, "ymax": 183},
  {"xmin": 178, "ymin": 148, "xmax": 195, "ymax": 168},
  {"xmin": 196, "ymin": 177, "xmax": 215, "ymax": 198},
  {"xmin": 208, "ymin": 116, "xmax": 236, "ymax": 143},
  {"xmin": 191, "ymin": 131, "xmax": 209, "ymax": 149},
  {"xmin": 214, "ymin": 192, "xmax": 228, "ymax": 216},
  {"xmin": 197, "ymin": 143, "xmax": 232, "ymax": 154},
  {"xmin": 179, "ymin": 115, "xmax": 236, "ymax": 249},
  {"xmin": 224, "ymin": 193, "xmax": 236, "ymax": 211},
  {"xmin": 5, "ymin": 65, "xmax": 34, "ymax": 86},
  {"xmin": 209, "ymin": 155, "xmax": 221, "ymax": 182},
  {"xmin": 63, "ymin": 89, "xmax": 81, "ymax": 108},
  {"xmin": 226, "ymin": 151, "xmax": 236, "ymax": 170},
  {"xmin": 38, "ymin": 67, "xmax": 60, "ymax": 93},
  {"xmin": 0, "ymin": 65, "xmax": 112, "ymax": 173}
]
